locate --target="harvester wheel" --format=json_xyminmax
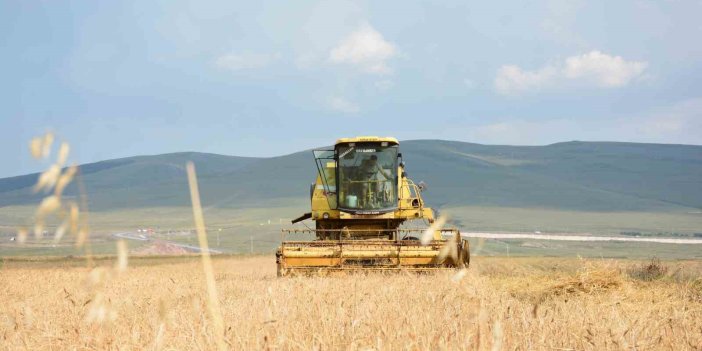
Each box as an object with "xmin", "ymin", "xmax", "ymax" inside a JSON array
[{"xmin": 461, "ymin": 240, "xmax": 471, "ymax": 267}]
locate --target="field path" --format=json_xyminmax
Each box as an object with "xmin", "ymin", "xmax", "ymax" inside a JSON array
[
  {"xmin": 112, "ymin": 232, "xmax": 223, "ymax": 253},
  {"xmin": 460, "ymin": 232, "xmax": 702, "ymax": 244}
]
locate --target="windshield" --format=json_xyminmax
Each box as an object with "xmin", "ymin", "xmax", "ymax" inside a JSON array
[{"xmin": 337, "ymin": 143, "xmax": 398, "ymax": 212}]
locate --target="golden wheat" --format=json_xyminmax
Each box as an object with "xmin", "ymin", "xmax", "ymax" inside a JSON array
[
  {"xmin": 1, "ymin": 256, "xmax": 700, "ymax": 350},
  {"xmin": 187, "ymin": 161, "xmax": 226, "ymax": 351},
  {"xmin": 6, "ymin": 134, "xmax": 701, "ymax": 350}
]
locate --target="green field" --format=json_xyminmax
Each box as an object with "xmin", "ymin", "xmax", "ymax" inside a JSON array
[
  {"xmin": 2, "ymin": 204, "xmax": 701, "ymax": 259},
  {"xmin": 446, "ymin": 206, "xmax": 702, "ymax": 235}
]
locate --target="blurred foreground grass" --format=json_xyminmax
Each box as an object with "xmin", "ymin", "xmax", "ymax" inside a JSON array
[{"xmin": 1, "ymin": 256, "xmax": 700, "ymax": 350}]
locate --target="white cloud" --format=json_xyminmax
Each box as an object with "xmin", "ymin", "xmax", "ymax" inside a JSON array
[
  {"xmin": 495, "ymin": 51, "xmax": 648, "ymax": 94},
  {"xmin": 563, "ymin": 51, "xmax": 648, "ymax": 87},
  {"xmin": 215, "ymin": 52, "xmax": 279, "ymax": 71},
  {"xmin": 329, "ymin": 97, "xmax": 360, "ymax": 113},
  {"xmin": 329, "ymin": 23, "xmax": 397, "ymax": 74}
]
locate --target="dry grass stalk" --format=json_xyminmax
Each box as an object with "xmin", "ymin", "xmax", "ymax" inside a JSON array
[
  {"xmin": 41, "ymin": 132, "xmax": 54, "ymax": 158},
  {"xmin": 420, "ymin": 215, "xmax": 446, "ymax": 245},
  {"xmin": 69, "ymin": 203, "xmax": 80, "ymax": 234},
  {"xmin": 186, "ymin": 161, "xmax": 226, "ymax": 351},
  {"xmin": 75, "ymin": 226, "xmax": 88, "ymax": 248},
  {"xmin": 34, "ymin": 165, "xmax": 61, "ymax": 193},
  {"xmin": 84, "ymin": 292, "xmax": 117, "ymax": 324},
  {"xmin": 57, "ymin": 142, "xmax": 70, "ymax": 166},
  {"xmin": 16, "ymin": 227, "xmax": 28, "ymax": 244},
  {"xmin": 24, "ymin": 134, "xmax": 83, "ymax": 246},
  {"xmin": 115, "ymin": 240, "xmax": 129, "ymax": 273},
  {"xmin": 437, "ymin": 234, "xmax": 459, "ymax": 264},
  {"xmin": 29, "ymin": 137, "xmax": 43, "ymax": 159},
  {"xmin": 474, "ymin": 237, "xmax": 486, "ymax": 255},
  {"xmin": 452, "ymin": 268, "xmax": 468, "ymax": 282},
  {"xmin": 54, "ymin": 165, "xmax": 77, "ymax": 197},
  {"xmin": 34, "ymin": 195, "xmax": 61, "ymax": 239},
  {"xmin": 36, "ymin": 194, "xmax": 60, "ymax": 215},
  {"xmin": 53, "ymin": 218, "xmax": 69, "ymax": 244},
  {"xmin": 153, "ymin": 299, "xmax": 169, "ymax": 350},
  {"xmin": 491, "ymin": 319, "xmax": 503, "ymax": 351},
  {"xmin": 28, "ymin": 132, "xmax": 54, "ymax": 159},
  {"xmin": 21, "ymin": 134, "xmax": 88, "ymax": 251}
]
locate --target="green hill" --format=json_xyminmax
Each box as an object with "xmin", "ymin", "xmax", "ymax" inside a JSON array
[
  {"xmin": 400, "ymin": 140, "xmax": 702, "ymax": 211},
  {"xmin": 1, "ymin": 140, "xmax": 701, "ymax": 212},
  {"xmin": 0, "ymin": 152, "xmax": 261, "ymax": 210}
]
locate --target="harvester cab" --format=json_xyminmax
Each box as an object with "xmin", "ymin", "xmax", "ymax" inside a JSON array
[{"xmin": 276, "ymin": 136, "xmax": 470, "ymax": 276}]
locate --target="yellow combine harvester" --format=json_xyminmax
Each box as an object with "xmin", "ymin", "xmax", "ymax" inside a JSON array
[{"xmin": 276, "ymin": 136, "xmax": 470, "ymax": 276}]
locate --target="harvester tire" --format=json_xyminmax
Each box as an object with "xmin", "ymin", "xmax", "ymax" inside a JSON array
[{"xmin": 461, "ymin": 240, "xmax": 470, "ymax": 267}]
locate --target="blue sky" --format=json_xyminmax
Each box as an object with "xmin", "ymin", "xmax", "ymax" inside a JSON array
[{"xmin": 2, "ymin": 0, "xmax": 702, "ymax": 177}]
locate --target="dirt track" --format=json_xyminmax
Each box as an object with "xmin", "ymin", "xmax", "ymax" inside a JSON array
[{"xmin": 462, "ymin": 231, "xmax": 702, "ymax": 244}]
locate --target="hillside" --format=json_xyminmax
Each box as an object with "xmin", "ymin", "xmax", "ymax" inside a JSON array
[
  {"xmin": 0, "ymin": 140, "xmax": 701, "ymax": 212},
  {"xmin": 401, "ymin": 140, "xmax": 702, "ymax": 211}
]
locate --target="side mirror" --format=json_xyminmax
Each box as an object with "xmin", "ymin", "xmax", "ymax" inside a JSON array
[{"xmin": 418, "ymin": 181, "xmax": 427, "ymax": 192}]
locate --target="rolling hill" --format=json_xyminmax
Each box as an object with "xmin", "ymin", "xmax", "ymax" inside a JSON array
[{"xmin": 1, "ymin": 140, "xmax": 701, "ymax": 213}]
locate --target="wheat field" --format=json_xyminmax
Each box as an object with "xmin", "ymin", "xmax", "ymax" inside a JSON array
[
  {"xmin": 1, "ymin": 255, "xmax": 701, "ymax": 350},
  {"xmin": 4, "ymin": 133, "xmax": 700, "ymax": 350}
]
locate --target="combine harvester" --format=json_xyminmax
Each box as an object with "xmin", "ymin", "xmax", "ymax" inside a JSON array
[{"xmin": 276, "ymin": 136, "xmax": 470, "ymax": 276}]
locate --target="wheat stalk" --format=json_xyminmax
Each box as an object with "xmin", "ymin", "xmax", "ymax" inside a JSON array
[{"xmin": 186, "ymin": 162, "xmax": 226, "ymax": 351}]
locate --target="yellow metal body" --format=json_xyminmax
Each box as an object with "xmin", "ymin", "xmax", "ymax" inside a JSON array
[{"xmin": 276, "ymin": 136, "xmax": 470, "ymax": 276}]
